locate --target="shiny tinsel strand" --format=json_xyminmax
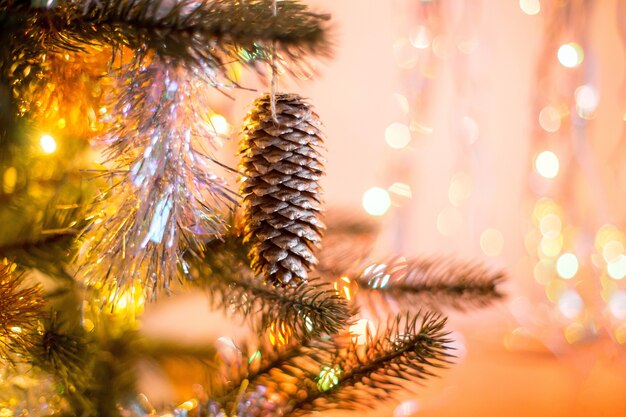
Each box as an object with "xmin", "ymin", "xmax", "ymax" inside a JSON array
[{"xmin": 76, "ymin": 56, "xmax": 236, "ymax": 300}]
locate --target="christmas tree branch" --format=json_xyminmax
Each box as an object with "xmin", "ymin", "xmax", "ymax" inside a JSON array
[
  {"xmin": 194, "ymin": 234, "xmax": 351, "ymax": 339},
  {"xmin": 355, "ymin": 257, "xmax": 505, "ymax": 314}
]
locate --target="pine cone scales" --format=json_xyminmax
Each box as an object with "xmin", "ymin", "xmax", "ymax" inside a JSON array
[{"xmin": 240, "ymin": 93, "xmax": 325, "ymax": 286}]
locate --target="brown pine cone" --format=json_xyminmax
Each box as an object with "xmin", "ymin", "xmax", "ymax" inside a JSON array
[{"xmin": 239, "ymin": 93, "xmax": 325, "ymax": 286}]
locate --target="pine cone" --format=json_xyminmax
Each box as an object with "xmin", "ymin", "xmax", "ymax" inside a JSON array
[{"xmin": 239, "ymin": 93, "xmax": 325, "ymax": 287}]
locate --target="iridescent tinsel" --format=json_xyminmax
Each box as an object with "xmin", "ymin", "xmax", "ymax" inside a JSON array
[{"xmin": 77, "ymin": 56, "xmax": 235, "ymax": 301}]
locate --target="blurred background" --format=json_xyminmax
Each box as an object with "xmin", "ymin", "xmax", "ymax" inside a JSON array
[
  {"xmin": 143, "ymin": 0, "xmax": 626, "ymax": 415},
  {"xmin": 310, "ymin": 0, "xmax": 626, "ymax": 415}
]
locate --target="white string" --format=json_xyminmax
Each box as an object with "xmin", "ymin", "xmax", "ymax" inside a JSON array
[{"xmin": 270, "ymin": 0, "xmax": 278, "ymax": 123}]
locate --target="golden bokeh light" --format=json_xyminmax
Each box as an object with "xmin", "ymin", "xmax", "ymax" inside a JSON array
[
  {"xmin": 556, "ymin": 253, "xmax": 578, "ymax": 279},
  {"xmin": 538, "ymin": 106, "xmax": 561, "ymax": 132},
  {"xmin": 362, "ymin": 187, "xmax": 391, "ymax": 216},
  {"xmin": 534, "ymin": 150, "xmax": 559, "ymax": 179},
  {"xmin": 39, "ymin": 134, "xmax": 57, "ymax": 154},
  {"xmin": 385, "ymin": 122, "xmax": 412, "ymax": 149},
  {"xmin": 519, "ymin": 0, "xmax": 541, "ymax": 15},
  {"xmin": 480, "ymin": 228, "xmax": 504, "ymax": 257},
  {"xmin": 557, "ymin": 42, "xmax": 584, "ymax": 68}
]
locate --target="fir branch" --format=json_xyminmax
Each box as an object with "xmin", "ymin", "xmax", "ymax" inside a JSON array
[
  {"xmin": 286, "ymin": 312, "xmax": 452, "ymax": 415},
  {"xmin": 0, "ymin": 260, "xmax": 45, "ymax": 359},
  {"xmin": 193, "ymin": 234, "xmax": 351, "ymax": 339},
  {"xmin": 1, "ymin": 0, "xmax": 331, "ymax": 70},
  {"xmin": 210, "ymin": 312, "xmax": 451, "ymax": 416},
  {"xmin": 355, "ymin": 257, "xmax": 506, "ymax": 314}
]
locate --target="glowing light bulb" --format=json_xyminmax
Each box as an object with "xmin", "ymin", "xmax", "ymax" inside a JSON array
[
  {"xmin": 535, "ymin": 151, "xmax": 559, "ymax": 179},
  {"xmin": 385, "ymin": 122, "xmax": 412, "ymax": 149},
  {"xmin": 209, "ymin": 114, "xmax": 230, "ymax": 135},
  {"xmin": 362, "ymin": 187, "xmax": 391, "ymax": 216},
  {"xmin": 519, "ymin": 0, "xmax": 541, "ymax": 15},
  {"xmin": 557, "ymin": 43, "xmax": 584, "ymax": 68},
  {"xmin": 40, "ymin": 134, "xmax": 57, "ymax": 154},
  {"xmin": 556, "ymin": 253, "xmax": 578, "ymax": 279}
]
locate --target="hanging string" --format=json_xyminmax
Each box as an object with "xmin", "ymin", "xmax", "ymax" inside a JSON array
[{"xmin": 270, "ymin": 0, "xmax": 278, "ymax": 123}]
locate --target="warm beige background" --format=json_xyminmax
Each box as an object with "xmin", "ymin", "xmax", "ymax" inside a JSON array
[{"xmin": 143, "ymin": 1, "xmax": 626, "ymax": 416}]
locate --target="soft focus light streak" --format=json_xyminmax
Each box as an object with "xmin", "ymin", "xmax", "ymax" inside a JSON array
[
  {"xmin": 394, "ymin": 400, "xmax": 421, "ymax": 417},
  {"xmin": 39, "ymin": 134, "xmax": 57, "ymax": 154},
  {"xmin": 409, "ymin": 25, "xmax": 430, "ymax": 49},
  {"xmin": 362, "ymin": 187, "xmax": 391, "ymax": 216},
  {"xmin": 535, "ymin": 150, "xmax": 559, "ymax": 179},
  {"xmin": 389, "ymin": 182, "xmax": 412, "ymax": 199}
]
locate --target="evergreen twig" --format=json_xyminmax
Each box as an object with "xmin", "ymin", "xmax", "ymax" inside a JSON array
[{"xmin": 355, "ymin": 257, "xmax": 505, "ymax": 314}]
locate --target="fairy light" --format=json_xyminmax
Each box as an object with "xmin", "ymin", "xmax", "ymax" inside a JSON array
[
  {"xmin": 362, "ymin": 187, "xmax": 391, "ymax": 216},
  {"xmin": 333, "ymin": 276, "xmax": 358, "ymax": 301},
  {"xmin": 39, "ymin": 134, "xmax": 57, "ymax": 154},
  {"xmin": 557, "ymin": 43, "xmax": 584, "ymax": 68},
  {"xmin": 607, "ymin": 255, "xmax": 626, "ymax": 280},
  {"xmin": 385, "ymin": 122, "xmax": 412, "ymax": 149},
  {"xmin": 349, "ymin": 318, "xmax": 374, "ymax": 345},
  {"xmin": 409, "ymin": 25, "xmax": 430, "ymax": 49},
  {"xmin": 519, "ymin": 0, "xmax": 541, "ymax": 15},
  {"xmin": 575, "ymin": 84, "xmax": 599, "ymax": 118},
  {"xmin": 538, "ymin": 106, "xmax": 561, "ymax": 132},
  {"xmin": 394, "ymin": 400, "xmax": 421, "ymax": 417},
  {"xmin": 556, "ymin": 253, "xmax": 578, "ymax": 279},
  {"xmin": 534, "ymin": 150, "xmax": 559, "ymax": 179},
  {"xmin": 209, "ymin": 114, "xmax": 230, "ymax": 135}
]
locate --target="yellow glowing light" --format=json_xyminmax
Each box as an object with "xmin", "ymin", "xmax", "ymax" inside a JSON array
[
  {"xmin": 595, "ymin": 224, "xmax": 622, "ymax": 251},
  {"xmin": 209, "ymin": 114, "xmax": 230, "ymax": 135},
  {"xmin": 557, "ymin": 42, "xmax": 584, "ymax": 68},
  {"xmin": 10, "ymin": 326, "xmax": 22, "ymax": 333},
  {"xmin": 535, "ymin": 150, "xmax": 559, "ymax": 179},
  {"xmin": 557, "ymin": 289, "xmax": 584, "ymax": 319},
  {"xmin": 333, "ymin": 276, "xmax": 358, "ymax": 301},
  {"xmin": 409, "ymin": 25, "xmax": 430, "ymax": 49},
  {"xmin": 40, "ymin": 134, "xmax": 57, "ymax": 154},
  {"xmin": 564, "ymin": 322, "xmax": 585, "ymax": 344},
  {"xmin": 539, "ymin": 213, "xmax": 562, "ymax": 238},
  {"xmin": 177, "ymin": 399, "xmax": 198, "ymax": 411},
  {"xmin": 607, "ymin": 255, "xmax": 626, "ymax": 280},
  {"xmin": 385, "ymin": 122, "xmax": 412, "ymax": 149},
  {"xmin": 556, "ymin": 253, "xmax": 578, "ymax": 279},
  {"xmin": 437, "ymin": 207, "xmax": 462, "ymax": 237},
  {"xmin": 349, "ymin": 318, "xmax": 374, "ymax": 345},
  {"xmin": 57, "ymin": 118, "xmax": 66, "ymax": 129},
  {"xmin": 538, "ymin": 106, "xmax": 561, "ymax": 132},
  {"xmin": 519, "ymin": 0, "xmax": 541, "ymax": 15},
  {"xmin": 602, "ymin": 240, "xmax": 624, "ymax": 264},
  {"xmin": 3, "ymin": 166, "xmax": 17, "ymax": 194},
  {"xmin": 448, "ymin": 172, "xmax": 472, "ymax": 207},
  {"xmin": 540, "ymin": 235, "xmax": 563, "ymax": 257},
  {"xmin": 388, "ymin": 182, "xmax": 412, "ymax": 199},
  {"xmin": 317, "ymin": 365, "xmax": 341, "ymax": 392},
  {"xmin": 362, "ymin": 187, "xmax": 391, "ymax": 216},
  {"xmin": 533, "ymin": 259, "xmax": 555, "ymax": 285},
  {"xmin": 268, "ymin": 321, "xmax": 293, "ymax": 346},
  {"xmin": 575, "ymin": 84, "xmax": 599, "ymax": 118},
  {"xmin": 480, "ymin": 228, "xmax": 504, "ymax": 257}
]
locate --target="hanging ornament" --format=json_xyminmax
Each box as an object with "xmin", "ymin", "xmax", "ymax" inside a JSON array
[{"xmin": 239, "ymin": 93, "xmax": 325, "ymax": 286}]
